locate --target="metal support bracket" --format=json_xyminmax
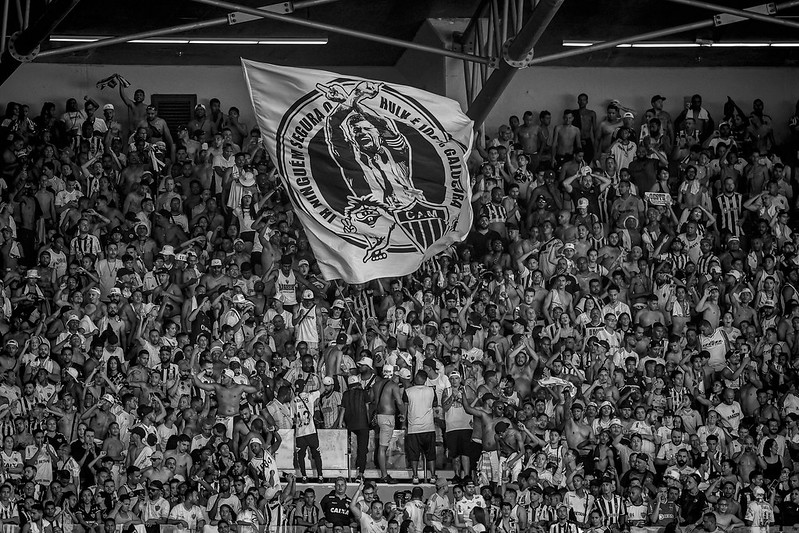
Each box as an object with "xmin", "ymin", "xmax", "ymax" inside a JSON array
[
  {"xmin": 714, "ymin": 2, "xmax": 776, "ymax": 25},
  {"xmin": 501, "ymin": 37, "xmax": 534, "ymax": 68},
  {"xmin": 228, "ymin": 2, "xmax": 292, "ymax": 24},
  {"xmin": 7, "ymin": 30, "xmax": 39, "ymax": 61}
]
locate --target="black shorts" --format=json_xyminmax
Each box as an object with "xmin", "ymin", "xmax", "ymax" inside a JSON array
[
  {"xmin": 405, "ymin": 431, "xmax": 435, "ymax": 461},
  {"xmin": 467, "ymin": 439, "xmax": 483, "ymax": 466},
  {"xmin": 446, "ymin": 429, "xmax": 473, "ymax": 457},
  {"xmin": 297, "ymin": 432, "xmax": 320, "ymax": 450}
]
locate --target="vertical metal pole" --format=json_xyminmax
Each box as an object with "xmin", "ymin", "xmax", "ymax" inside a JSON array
[
  {"xmin": 477, "ymin": 18, "xmax": 488, "ymax": 81},
  {"xmin": 490, "ymin": 0, "xmax": 502, "ymax": 57},
  {"xmin": 516, "ymin": 0, "xmax": 523, "ymax": 32},
  {"xmin": 13, "ymin": 0, "xmax": 20, "ymax": 27},
  {"xmin": 467, "ymin": 0, "xmax": 565, "ymax": 127},
  {"xmin": 486, "ymin": 9, "xmax": 495, "ymax": 66},
  {"xmin": 463, "ymin": 55, "xmax": 472, "ymax": 102},
  {"xmin": 501, "ymin": 0, "xmax": 508, "ymax": 46},
  {"xmin": 22, "ymin": 0, "xmax": 28, "ymax": 28},
  {"xmin": 0, "ymin": 0, "xmax": 9, "ymax": 55},
  {"xmin": 509, "ymin": 0, "xmax": 517, "ymax": 35}
]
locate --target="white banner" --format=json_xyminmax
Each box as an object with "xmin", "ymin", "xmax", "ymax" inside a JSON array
[{"xmin": 242, "ymin": 60, "xmax": 474, "ymax": 283}]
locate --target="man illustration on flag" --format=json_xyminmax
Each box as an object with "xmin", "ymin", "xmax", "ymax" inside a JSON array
[{"xmin": 317, "ymin": 80, "xmax": 424, "ymax": 209}]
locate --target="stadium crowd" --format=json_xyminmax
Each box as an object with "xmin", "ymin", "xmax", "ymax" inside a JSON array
[{"xmin": 0, "ymin": 84, "xmax": 798, "ymax": 533}]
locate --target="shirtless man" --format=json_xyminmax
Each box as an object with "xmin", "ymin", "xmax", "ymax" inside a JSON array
[
  {"xmin": 142, "ymin": 450, "xmax": 172, "ymax": 484},
  {"xmin": 508, "ymin": 226, "xmax": 534, "ymax": 267},
  {"xmin": 321, "ymin": 333, "xmax": 347, "ymax": 379},
  {"xmin": 505, "ymin": 343, "xmax": 537, "ymax": 399},
  {"xmin": 199, "ymin": 259, "xmax": 231, "ymax": 295},
  {"xmin": 563, "ymin": 393, "xmax": 593, "ymax": 457},
  {"xmin": 496, "ymin": 421, "xmax": 525, "ymax": 480},
  {"xmin": 515, "ymin": 111, "xmax": 538, "ymax": 156},
  {"xmin": 696, "ymin": 285, "xmax": 722, "ymax": 329},
  {"xmin": 576, "ymin": 93, "xmax": 597, "ymax": 161},
  {"xmin": 231, "ymin": 403, "xmax": 254, "ymax": 456},
  {"xmin": 193, "ymin": 368, "xmax": 259, "ymax": 437},
  {"xmin": 372, "ymin": 369, "xmax": 405, "ymax": 483},
  {"xmin": 463, "ymin": 397, "xmax": 509, "ymax": 485},
  {"xmin": 543, "ymin": 274, "xmax": 575, "ymax": 324},
  {"xmin": 595, "ymin": 104, "xmax": 623, "ymax": 162},
  {"xmin": 635, "ymin": 295, "xmax": 666, "ymax": 328},
  {"xmin": 731, "ymin": 288, "xmax": 758, "ymax": 330},
  {"xmin": 163, "ymin": 435, "xmax": 193, "ymax": 480},
  {"xmin": 119, "ymin": 87, "xmax": 148, "ymax": 134},
  {"xmin": 536, "ymin": 111, "xmax": 553, "ymax": 168},
  {"xmin": 80, "ymin": 393, "xmax": 117, "ymax": 440},
  {"xmin": 553, "ymin": 110, "xmax": 582, "ymax": 167}
]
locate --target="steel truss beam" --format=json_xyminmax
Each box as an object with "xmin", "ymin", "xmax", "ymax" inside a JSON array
[
  {"xmin": 191, "ymin": 0, "xmax": 491, "ymax": 65},
  {"xmin": 37, "ymin": 0, "xmax": 338, "ymax": 58},
  {"xmin": 0, "ymin": 0, "xmax": 80, "ymax": 84},
  {"xmin": 466, "ymin": 0, "xmax": 565, "ymax": 128},
  {"xmin": 663, "ymin": 0, "xmax": 799, "ymax": 30},
  {"xmin": 524, "ymin": 0, "xmax": 799, "ymax": 66}
]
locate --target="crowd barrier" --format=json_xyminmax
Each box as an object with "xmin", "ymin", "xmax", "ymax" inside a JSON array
[{"xmin": 273, "ymin": 429, "xmax": 414, "ymax": 475}]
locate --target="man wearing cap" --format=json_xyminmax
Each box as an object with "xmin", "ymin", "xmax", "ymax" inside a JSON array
[
  {"xmin": 463, "ymin": 390, "xmax": 509, "ymax": 485},
  {"xmin": 188, "ymin": 104, "xmax": 214, "ymax": 140},
  {"xmin": 140, "ymin": 479, "xmax": 171, "ymax": 533},
  {"xmin": 142, "ymin": 449, "xmax": 172, "ymax": 484},
  {"xmin": 319, "ymin": 376, "xmax": 343, "ymax": 431},
  {"xmin": 219, "ymin": 292, "xmax": 252, "ymax": 348},
  {"xmin": 199, "ymin": 257, "xmax": 231, "ymax": 296},
  {"xmin": 193, "ymin": 367, "xmax": 259, "ymax": 438},
  {"xmin": 294, "ymin": 288, "xmax": 322, "ymax": 355},
  {"xmin": 369, "ymin": 361, "xmax": 404, "ymax": 484}
]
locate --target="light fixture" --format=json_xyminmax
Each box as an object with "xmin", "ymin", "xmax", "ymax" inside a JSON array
[
  {"xmin": 130, "ymin": 39, "xmax": 190, "ymax": 44},
  {"xmin": 49, "ymin": 35, "xmax": 328, "ymax": 45},
  {"xmin": 711, "ymin": 42, "xmax": 769, "ymax": 47},
  {"xmin": 563, "ymin": 39, "xmax": 799, "ymax": 48},
  {"xmin": 50, "ymin": 35, "xmax": 101, "ymax": 42}
]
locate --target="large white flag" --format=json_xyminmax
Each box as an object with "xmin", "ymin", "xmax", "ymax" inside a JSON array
[{"xmin": 242, "ymin": 60, "xmax": 474, "ymax": 284}]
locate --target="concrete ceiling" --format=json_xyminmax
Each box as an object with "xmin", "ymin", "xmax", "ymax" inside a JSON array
[{"xmin": 34, "ymin": 0, "xmax": 799, "ymax": 66}]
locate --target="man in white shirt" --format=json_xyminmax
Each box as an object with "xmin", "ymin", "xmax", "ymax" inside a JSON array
[
  {"xmin": 349, "ymin": 480, "xmax": 388, "ymax": 533},
  {"xmin": 168, "ymin": 488, "xmax": 207, "ymax": 533},
  {"xmin": 404, "ymin": 370, "xmax": 437, "ymax": 484},
  {"xmin": 294, "ymin": 383, "xmax": 323, "ymax": 482},
  {"xmin": 714, "ymin": 387, "xmax": 743, "ymax": 437}
]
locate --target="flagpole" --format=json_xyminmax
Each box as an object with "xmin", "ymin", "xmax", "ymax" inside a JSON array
[{"xmin": 333, "ymin": 280, "xmax": 365, "ymax": 339}]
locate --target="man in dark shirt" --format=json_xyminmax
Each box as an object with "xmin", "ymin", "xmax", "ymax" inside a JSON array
[
  {"xmin": 679, "ymin": 473, "xmax": 708, "ymax": 526},
  {"xmin": 320, "ymin": 477, "xmax": 352, "ymax": 528},
  {"xmin": 338, "ymin": 376, "xmax": 370, "ymax": 477},
  {"xmin": 778, "ymin": 489, "xmax": 799, "ymax": 526},
  {"xmin": 464, "ymin": 215, "xmax": 501, "ymax": 259}
]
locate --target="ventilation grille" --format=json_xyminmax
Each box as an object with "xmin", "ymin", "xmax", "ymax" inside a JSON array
[{"xmin": 150, "ymin": 94, "xmax": 197, "ymax": 134}]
